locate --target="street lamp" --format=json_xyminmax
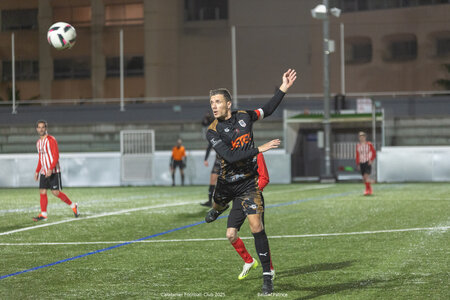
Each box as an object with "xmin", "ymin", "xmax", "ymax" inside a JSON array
[{"xmin": 311, "ymin": 1, "xmax": 341, "ymax": 181}]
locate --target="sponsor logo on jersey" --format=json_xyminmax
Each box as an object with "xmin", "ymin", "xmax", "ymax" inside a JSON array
[
  {"xmin": 231, "ymin": 133, "xmax": 251, "ymax": 150},
  {"xmin": 238, "ymin": 120, "xmax": 247, "ymax": 127},
  {"xmin": 210, "ymin": 138, "xmax": 221, "ymax": 147},
  {"xmin": 230, "ymin": 174, "xmax": 245, "ymax": 182},
  {"xmin": 224, "ymin": 127, "xmax": 230, "ymax": 132}
]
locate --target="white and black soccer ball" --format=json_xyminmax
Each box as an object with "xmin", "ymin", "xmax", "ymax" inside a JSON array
[{"xmin": 47, "ymin": 22, "xmax": 77, "ymax": 50}]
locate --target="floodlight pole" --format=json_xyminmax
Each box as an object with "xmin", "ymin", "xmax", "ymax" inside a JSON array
[
  {"xmin": 340, "ymin": 22, "xmax": 345, "ymax": 95},
  {"xmin": 119, "ymin": 29, "xmax": 125, "ymax": 112},
  {"xmin": 231, "ymin": 25, "xmax": 238, "ymax": 109},
  {"xmin": 11, "ymin": 33, "xmax": 17, "ymax": 115},
  {"xmin": 322, "ymin": 0, "xmax": 332, "ymax": 178}
]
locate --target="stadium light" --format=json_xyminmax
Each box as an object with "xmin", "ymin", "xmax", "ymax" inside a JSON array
[{"xmin": 311, "ymin": 0, "xmax": 341, "ymax": 181}]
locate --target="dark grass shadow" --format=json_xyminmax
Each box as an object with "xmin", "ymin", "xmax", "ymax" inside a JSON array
[
  {"xmin": 279, "ymin": 278, "xmax": 388, "ymax": 299},
  {"xmin": 276, "ymin": 260, "xmax": 356, "ymax": 279},
  {"xmin": 247, "ymin": 260, "xmax": 356, "ymax": 281}
]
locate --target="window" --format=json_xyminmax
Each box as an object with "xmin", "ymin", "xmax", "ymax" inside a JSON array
[
  {"xmin": 346, "ymin": 38, "xmax": 372, "ymax": 64},
  {"xmin": 1, "ymin": 9, "xmax": 38, "ymax": 31},
  {"xmin": 54, "ymin": 58, "xmax": 90, "ymax": 79},
  {"xmin": 106, "ymin": 56, "xmax": 144, "ymax": 77},
  {"xmin": 2, "ymin": 60, "xmax": 39, "ymax": 81},
  {"xmin": 105, "ymin": 3, "xmax": 144, "ymax": 26},
  {"xmin": 436, "ymin": 37, "xmax": 450, "ymax": 57},
  {"xmin": 337, "ymin": 0, "xmax": 449, "ymax": 12},
  {"xmin": 184, "ymin": 0, "xmax": 228, "ymax": 21},
  {"xmin": 384, "ymin": 35, "xmax": 417, "ymax": 61},
  {"xmin": 53, "ymin": 6, "xmax": 91, "ymax": 27}
]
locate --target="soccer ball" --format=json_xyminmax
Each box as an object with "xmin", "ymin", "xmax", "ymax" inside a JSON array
[{"xmin": 47, "ymin": 22, "xmax": 77, "ymax": 50}]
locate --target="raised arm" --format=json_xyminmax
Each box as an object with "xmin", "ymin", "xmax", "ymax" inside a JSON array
[{"xmin": 256, "ymin": 69, "xmax": 297, "ymax": 120}]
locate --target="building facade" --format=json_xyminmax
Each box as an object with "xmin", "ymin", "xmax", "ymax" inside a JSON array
[{"xmin": 0, "ymin": 0, "xmax": 448, "ymax": 101}]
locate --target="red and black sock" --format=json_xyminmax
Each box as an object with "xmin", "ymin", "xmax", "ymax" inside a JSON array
[
  {"xmin": 252, "ymin": 229, "xmax": 271, "ymax": 273},
  {"xmin": 365, "ymin": 182, "xmax": 370, "ymax": 190},
  {"xmin": 231, "ymin": 238, "xmax": 253, "ymax": 263}
]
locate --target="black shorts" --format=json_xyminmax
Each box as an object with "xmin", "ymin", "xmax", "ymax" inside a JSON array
[
  {"xmin": 171, "ymin": 160, "xmax": 185, "ymax": 170},
  {"xmin": 39, "ymin": 173, "xmax": 62, "ymax": 190},
  {"xmin": 360, "ymin": 162, "xmax": 372, "ymax": 176},
  {"xmin": 214, "ymin": 176, "xmax": 263, "ymax": 220},
  {"xmin": 227, "ymin": 195, "xmax": 265, "ymax": 231},
  {"xmin": 211, "ymin": 157, "xmax": 221, "ymax": 175}
]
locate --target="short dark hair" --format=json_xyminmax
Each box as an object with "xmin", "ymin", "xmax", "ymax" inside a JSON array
[
  {"xmin": 209, "ymin": 88, "xmax": 232, "ymax": 103},
  {"xmin": 36, "ymin": 120, "xmax": 48, "ymax": 128}
]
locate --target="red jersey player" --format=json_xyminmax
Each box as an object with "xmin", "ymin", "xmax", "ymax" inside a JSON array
[
  {"xmin": 33, "ymin": 120, "xmax": 79, "ymax": 221},
  {"xmin": 356, "ymin": 131, "xmax": 376, "ymax": 196}
]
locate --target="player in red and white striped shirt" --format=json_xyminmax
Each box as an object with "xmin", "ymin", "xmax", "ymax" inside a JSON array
[
  {"xmin": 356, "ymin": 131, "xmax": 376, "ymax": 196},
  {"xmin": 33, "ymin": 120, "xmax": 79, "ymax": 221}
]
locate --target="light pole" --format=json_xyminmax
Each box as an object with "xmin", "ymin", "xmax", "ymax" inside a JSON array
[{"xmin": 311, "ymin": 1, "xmax": 341, "ymax": 180}]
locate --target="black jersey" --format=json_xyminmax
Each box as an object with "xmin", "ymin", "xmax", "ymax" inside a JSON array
[
  {"xmin": 206, "ymin": 89, "xmax": 286, "ymax": 184},
  {"xmin": 206, "ymin": 110, "xmax": 261, "ymax": 183}
]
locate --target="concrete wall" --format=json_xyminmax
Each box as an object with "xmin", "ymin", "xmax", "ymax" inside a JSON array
[
  {"xmin": 377, "ymin": 146, "xmax": 450, "ymax": 182},
  {"xmin": 0, "ymin": 149, "xmax": 290, "ymax": 187}
]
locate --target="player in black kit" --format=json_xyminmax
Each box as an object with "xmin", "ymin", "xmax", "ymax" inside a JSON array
[{"xmin": 204, "ymin": 69, "xmax": 297, "ymax": 295}]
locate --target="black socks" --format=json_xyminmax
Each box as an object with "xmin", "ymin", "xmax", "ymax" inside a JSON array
[{"xmin": 252, "ymin": 229, "xmax": 271, "ymax": 273}]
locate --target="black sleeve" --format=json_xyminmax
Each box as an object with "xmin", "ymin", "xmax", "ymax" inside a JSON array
[
  {"xmin": 204, "ymin": 143, "xmax": 213, "ymax": 161},
  {"xmin": 206, "ymin": 130, "xmax": 259, "ymax": 164},
  {"xmin": 260, "ymin": 89, "xmax": 286, "ymax": 119}
]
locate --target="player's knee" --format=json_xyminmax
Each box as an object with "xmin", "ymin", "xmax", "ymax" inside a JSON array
[
  {"xmin": 249, "ymin": 222, "xmax": 264, "ymax": 233},
  {"xmin": 226, "ymin": 230, "xmax": 237, "ymax": 243},
  {"xmin": 51, "ymin": 190, "xmax": 60, "ymax": 197}
]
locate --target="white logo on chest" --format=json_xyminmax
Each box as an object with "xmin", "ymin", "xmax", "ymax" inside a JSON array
[
  {"xmin": 238, "ymin": 120, "xmax": 246, "ymax": 127},
  {"xmin": 224, "ymin": 128, "xmax": 230, "ymax": 132}
]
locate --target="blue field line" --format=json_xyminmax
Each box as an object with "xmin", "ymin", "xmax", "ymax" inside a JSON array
[
  {"xmin": 0, "ymin": 186, "xmax": 395, "ymax": 280},
  {"xmin": 0, "ymin": 221, "xmax": 205, "ymax": 280}
]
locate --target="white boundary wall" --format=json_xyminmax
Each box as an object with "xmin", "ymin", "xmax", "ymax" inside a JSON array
[
  {"xmin": 0, "ymin": 150, "xmax": 290, "ymax": 188},
  {"xmin": 377, "ymin": 146, "xmax": 450, "ymax": 182}
]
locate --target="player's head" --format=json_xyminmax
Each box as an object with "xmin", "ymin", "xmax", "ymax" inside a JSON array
[
  {"xmin": 358, "ymin": 131, "xmax": 367, "ymax": 142},
  {"xmin": 177, "ymin": 138, "xmax": 182, "ymax": 146},
  {"xmin": 36, "ymin": 120, "xmax": 48, "ymax": 136},
  {"xmin": 209, "ymin": 88, "xmax": 232, "ymax": 120}
]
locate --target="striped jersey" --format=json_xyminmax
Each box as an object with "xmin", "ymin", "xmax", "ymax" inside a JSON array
[
  {"xmin": 356, "ymin": 142, "xmax": 376, "ymax": 164},
  {"xmin": 36, "ymin": 135, "xmax": 60, "ymax": 175}
]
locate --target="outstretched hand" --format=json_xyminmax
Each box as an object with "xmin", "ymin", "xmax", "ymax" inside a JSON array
[
  {"xmin": 258, "ymin": 139, "xmax": 281, "ymax": 153},
  {"xmin": 279, "ymin": 69, "xmax": 297, "ymax": 93}
]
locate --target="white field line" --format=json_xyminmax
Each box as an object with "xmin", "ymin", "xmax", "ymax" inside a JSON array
[
  {"xmin": 0, "ymin": 226, "xmax": 447, "ymax": 246},
  {"xmin": 0, "ymin": 184, "xmax": 334, "ymax": 214},
  {"xmin": 0, "ymin": 185, "xmax": 334, "ymax": 236},
  {"xmin": 0, "ymin": 200, "xmax": 199, "ymax": 236}
]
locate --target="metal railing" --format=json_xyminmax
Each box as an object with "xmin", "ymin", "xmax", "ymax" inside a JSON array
[{"xmin": 0, "ymin": 90, "xmax": 448, "ymax": 107}]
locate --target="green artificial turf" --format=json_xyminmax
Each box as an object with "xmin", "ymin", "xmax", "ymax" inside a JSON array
[{"xmin": 0, "ymin": 183, "xmax": 448, "ymax": 299}]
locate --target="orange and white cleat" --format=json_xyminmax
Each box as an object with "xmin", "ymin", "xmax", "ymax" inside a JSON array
[
  {"xmin": 32, "ymin": 213, "xmax": 48, "ymax": 222},
  {"xmin": 72, "ymin": 203, "xmax": 79, "ymax": 218}
]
